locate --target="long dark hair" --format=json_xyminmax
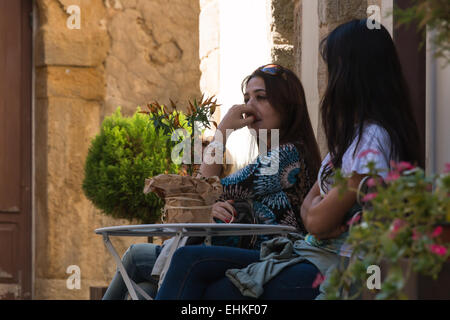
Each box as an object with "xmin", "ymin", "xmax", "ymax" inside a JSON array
[
  {"xmin": 241, "ymin": 65, "xmax": 322, "ymax": 182},
  {"xmin": 320, "ymin": 19, "xmax": 423, "ymax": 182}
]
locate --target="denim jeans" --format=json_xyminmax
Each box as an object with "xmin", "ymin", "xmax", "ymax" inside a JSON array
[
  {"xmin": 155, "ymin": 245, "xmax": 321, "ymax": 300},
  {"xmin": 102, "ymin": 243, "xmax": 162, "ymax": 300}
]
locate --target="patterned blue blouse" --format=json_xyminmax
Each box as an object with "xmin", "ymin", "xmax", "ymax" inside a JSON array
[{"xmin": 214, "ymin": 143, "xmax": 313, "ymax": 248}]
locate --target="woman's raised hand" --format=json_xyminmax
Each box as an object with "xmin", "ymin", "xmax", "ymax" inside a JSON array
[
  {"xmin": 201, "ymin": 105, "xmax": 255, "ymax": 181},
  {"xmin": 211, "ymin": 200, "xmax": 237, "ymax": 223},
  {"xmin": 217, "ymin": 104, "xmax": 255, "ymax": 131}
]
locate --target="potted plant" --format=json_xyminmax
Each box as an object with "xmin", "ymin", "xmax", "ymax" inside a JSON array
[
  {"xmin": 141, "ymin": 95, "xmax": 224, "ymax": 224},
  {"xmin": 324, "ymin": 158, "xmax": 450, "ymax": 300},
  {"xmin": 82, "ymin": 108, "xmax": 186, "ymax": 224}
]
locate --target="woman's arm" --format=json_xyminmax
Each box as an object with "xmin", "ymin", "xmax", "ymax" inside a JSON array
[
  {"xmin": 301, "ymin": 173, "xmax": 366, "ymax": 239},
  {"xmin": 300, "ymin": 181, "xmax": 321, "ymax": 213}
]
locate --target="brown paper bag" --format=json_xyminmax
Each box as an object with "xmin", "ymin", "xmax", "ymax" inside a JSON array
[{"xmin": 143, "ymin": 174, "xmax": 223, "ymax": 223}]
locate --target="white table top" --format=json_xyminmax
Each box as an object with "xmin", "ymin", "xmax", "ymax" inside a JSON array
[{"xmin": 95, "ymin": 223, "xmax": 298, "ymax": 237}]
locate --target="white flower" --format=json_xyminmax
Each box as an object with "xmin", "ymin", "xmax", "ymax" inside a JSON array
[{"xmin": 360, "ymin": 222, "xmax": 369, "ymax": 229}]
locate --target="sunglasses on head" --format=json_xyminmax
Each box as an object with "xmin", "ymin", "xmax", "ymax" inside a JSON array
[{"xmin": 258, "ymin": 64, "xmax": 287, "ymax": 79}]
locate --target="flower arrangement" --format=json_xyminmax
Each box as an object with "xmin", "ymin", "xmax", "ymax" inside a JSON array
[
  {"xmin": 139, "ymin": 95, "xmax": 220, "ymax": 176},
  {"xmin": 140, "ymin": 95, "xmax": 224, "ymax": 224},
  {"xmin": 324, "ymin": 153, "xmax": 450, "ymax": 300}
]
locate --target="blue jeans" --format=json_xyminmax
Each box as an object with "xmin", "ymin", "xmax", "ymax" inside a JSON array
[
  {"xmin": 155, "ymin": 245, "xmax": 321, "ymax": 300},
  {"xmin": 102, "ymin": 243, "xmax": 162, "ymax": 300}
]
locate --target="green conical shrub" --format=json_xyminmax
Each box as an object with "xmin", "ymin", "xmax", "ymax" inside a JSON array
[{"xmin": 82, "ymin": 107, "xmax": 182, "ymax": 223}]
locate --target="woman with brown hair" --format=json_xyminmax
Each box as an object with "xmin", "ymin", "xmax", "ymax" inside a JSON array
[{"xmin": 203, "ymin": 64, "xmax": 321, "ymax": 245}]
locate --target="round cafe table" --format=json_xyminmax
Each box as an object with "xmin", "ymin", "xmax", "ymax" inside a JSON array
[{"xmin": 95, "ymin": 223, "xmax": 298, "ymax": 300}]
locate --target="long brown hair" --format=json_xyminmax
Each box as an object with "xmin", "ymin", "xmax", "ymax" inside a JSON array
[{"xmin": 241, "ymin": 65, "xmax": 322, "ymax": 182}]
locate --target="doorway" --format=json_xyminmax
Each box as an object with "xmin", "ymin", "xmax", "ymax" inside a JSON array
[{"xmin": 0, "ymin": 0, "xmax": 33, "ymax": 300}]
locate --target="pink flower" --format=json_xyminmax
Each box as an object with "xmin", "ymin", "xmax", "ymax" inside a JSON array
[
  {"xmin": 389, "ymin": 161, "xmax": 415, "ymax": 174},
  {"xmin": 385, "ymin": 171, "xmax": 400, "ymax": 182},
  {"xmin": 312, "ymin": 273, "xmax": 325, "ymax": 288},
  {"xmin": 392, "ymin": 219, "xmax": 407, "ymax": 232},
  {"xmin": 389, "ymin": 218, "xmax": 407, "ymax": 239},
  {"xmin": 445, "ymin": 163, "xmax": 450, "ymax": 174},
  {"xmin": 366, "ymin": 178, "xmax": 377, "ymax": 187},
  {"xmin": 412, "ymin": 229, "xmax": 421, "ymax": 241},
  {"xmin": 431, "ymin": 226, "xmax": 443, "ymax": 238},
  {"xmin": 397, "ymin": 161, "xmax": 415, "ymax": 172},
  {"xmin": 358, "ymin": 149, "xmax": 380, "ymax": 159},
  {"xmin": 347, "ymin": 213, "xmax": 361, "ymax": 226},
  {"xmin": 429, "ymin": 244, "xmax": 448, "ymax": 257},
  {"xmin": 362, "ymin": 192, "xmax": 378, "ymax": 202}
]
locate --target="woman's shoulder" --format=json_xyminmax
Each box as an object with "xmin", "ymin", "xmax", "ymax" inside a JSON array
[
  {"xmin": 355, "ymin": 122, "xmax": 392, "ymax": 156},
  {"xmin": 343, "ymin": 122, "xmax": 392, "ymax": 176},
  {"xmin": 360, "ymin": 122, "xmax": 390, "ymax": 143},
  {"xmin": 348, "ymin": 122, "xmax": 391, "ymax": 159}
]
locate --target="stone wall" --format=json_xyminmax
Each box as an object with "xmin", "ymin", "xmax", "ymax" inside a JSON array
[
  {"xmin": 269, "ymin": 0, "xmax": 296, "ymax": 71},
  {"xmin": 34, "ymin": 0, "xmax": 200, "ymax": 299},
  {"xmin": 293, "ymin": 0, "xmax": 302, "ymax": 76},
  {"xmin": 104, "ymin": 0, "xmax": 201, "ymax": 117}
]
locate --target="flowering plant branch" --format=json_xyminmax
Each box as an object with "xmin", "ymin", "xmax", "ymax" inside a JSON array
[
  {"xmin": 139, "ymin": 95, "xmax": 220, "ymax": 176},
  {"xmin": 325, "ymin": 156, "xmax": 450, "ymax": 300}
]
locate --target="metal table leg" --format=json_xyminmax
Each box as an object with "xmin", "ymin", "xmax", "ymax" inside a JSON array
[{"xmin": 102, "ymin": 234, "xmax": 152, "ymax": 300}]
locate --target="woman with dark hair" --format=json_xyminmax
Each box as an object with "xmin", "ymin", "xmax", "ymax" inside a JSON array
[
  {"xmin": 319, "ymin": 18, "xmax": 422, "ymax": 176},
  {"xmin": 302, "ymin": 18, "xmax": 422, "ymax": 242},
  {"xmin": 103, "ymin": 64, "xmax": 321, "ymax": 300},
  {"xmin": 155, "ymin": 19, "xmax": 422, "ymax": 300},
  {"xmin": 205, "ymin": 64, "xmax": 321, "ymax": 238}
]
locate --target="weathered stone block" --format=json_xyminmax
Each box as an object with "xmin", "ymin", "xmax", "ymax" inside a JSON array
[
  {"xmin": 318, "ymin": 0, "xmax": 366, "ymax": 26},
  {"xmin": 36, "ymin": 66, "xmax": 105, "ymax": 101},
  {"xmin": 271, "ymin": 0, "xmax": 295, "ymax": 44},
  {"xmin": 272, "ymin": 45, "xmax": 295, "ymax": 70},
  {"xmin": 104, "ymin": 0, "xmax": 200, "ymax": 116},
  {"xmin": 35, "ymin": 29, "xmax": 110, "ymax": 67},
  {"xmin": 35, "ymin": 0, "xmax": 110, "ymax": 67}
]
